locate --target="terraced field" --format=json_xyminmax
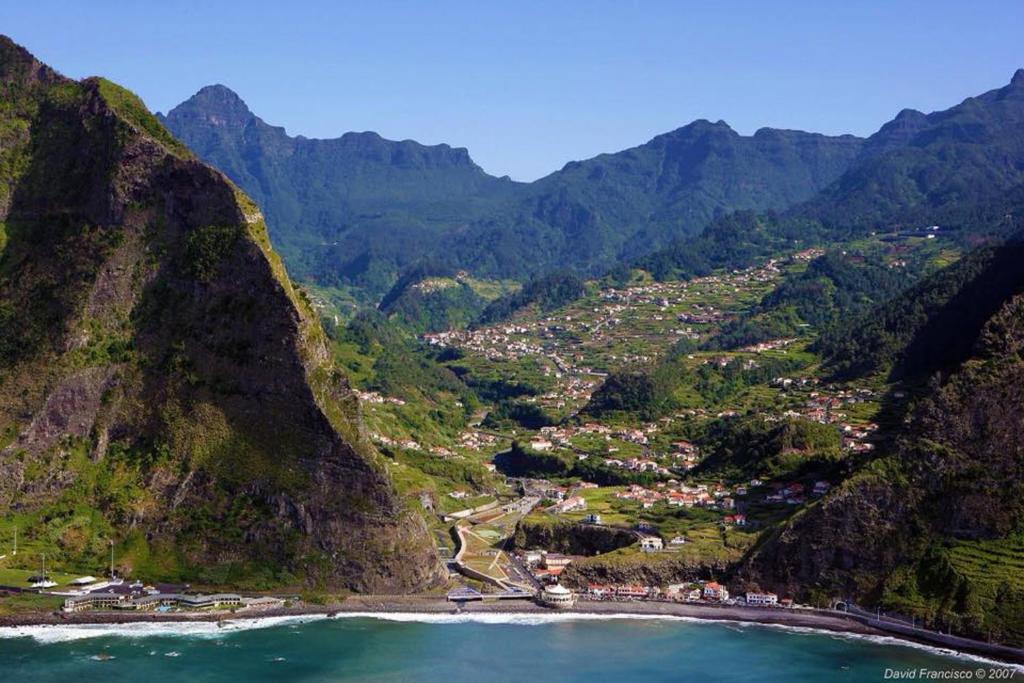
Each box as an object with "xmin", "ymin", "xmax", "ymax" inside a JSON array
[{"xmin": 947, "ymin": 535, "xmax": 1024, "ymax": 591}]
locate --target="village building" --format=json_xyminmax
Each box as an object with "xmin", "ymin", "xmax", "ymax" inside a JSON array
[
  {"xmin": 553, "ymin": 495, "xmax": 586, "ymax": 513},
  {"xmin": 702, "ymin": 581, "xmax": 729, "ymax": 602},
  {"xmin": 745, "ymin": 592, "xmax": 779, "ymax": 607},
  {"xmin": 541, "ymin": 553, "xmax": 574, "ymax": 571},
  {"xmin": 539, "ymin": 584, "xmax": 575, "ymax": 608},
  {"xmin": 63, "ymin": 592, "xmax": 242, "ymax": 613},
  {"xmin": 615, "ymin": 585, "xmax": 649, "ymax": 599},
  {"xmin": 639, "ymin": 536, "xmax": 663, "ymax": 552}
]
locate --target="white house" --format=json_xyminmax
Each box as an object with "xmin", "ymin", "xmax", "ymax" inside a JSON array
[
  {"xmin": 639, "ymin": 536, "xmax": 663, "ymax": 552},
  {"xmin": 745, "ymin": 592, "xmax": 778, "ymax": 607}
]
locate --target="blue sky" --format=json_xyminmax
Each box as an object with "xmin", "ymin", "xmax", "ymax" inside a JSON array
[{"xmin": 5, "ymin": 1, "xmax": 1023, "ymax": 180}]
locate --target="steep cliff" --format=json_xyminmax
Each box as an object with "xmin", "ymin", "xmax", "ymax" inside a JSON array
[
  {"xmin": 0, "ymin": 37, "xmax": 441, "ymax": 591},
  {"xmin": 742, "ymin": 245, "xmax": 1024, "ymax": 643}
]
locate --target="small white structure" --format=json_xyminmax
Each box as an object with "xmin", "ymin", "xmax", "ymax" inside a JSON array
[
  {"xmin": 745, "ymin": 592, "xmax": 778, "ymax": 607},
  {"xmin": 639, "ymin": 535, "xmax": 663, "ymax": 552},
  {"xmin": 523, "ymin": 550, "xmax": 544, "ymax": 565},
  {"xmin": 69, "ymin": 576, "xmax": 98, "ymax": 586},
  {"xmin": 584, "ymin": 513, "xmax": 602, "ymax": 525},
  {"xmin": 540, "ymin": 584, "xmax": 575, "ymax": 609}
]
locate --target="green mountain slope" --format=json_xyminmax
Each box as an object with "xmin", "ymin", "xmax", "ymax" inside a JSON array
[
  {"xmin": 0, "ymin": 37, "xmax": 440, "ymax": 591},
  {"xmin": 158, "ymin": 85, "xmax": 519, "ymax": 296},
  {"xmin": 804, "ymin": 69, "xmax": 1024, "ymax": 234},
  {"xmin": 741, "ymin": 240, "xmax": 1024, "ymax": 644},
  {"xmin": 817, "ymin": 244, "xmax": 1024, "ymax": 381},
  {"xmin": 440, "ymin": 121, "xmax": 864, "ymax": 279}
]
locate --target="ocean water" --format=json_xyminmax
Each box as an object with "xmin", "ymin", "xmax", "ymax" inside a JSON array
[{"xmin": 0, "ymin": 612, "xmax": 1018, "ymax": 682}]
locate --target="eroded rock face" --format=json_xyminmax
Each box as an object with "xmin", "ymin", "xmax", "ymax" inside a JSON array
[
  {"xmin": 562, "ymin": 554, "xmax": 733, "ymax": 590},
  {"xmin": 739, "ymin": 473, "xmax": 921, "ymax": 598},
  {"xmin": 0, "ymin": 36, "xmax": 441, "ymax": 592},
  {"xmin": 514, "ymin": 519, "xmax": 636, "ymax": 556}
]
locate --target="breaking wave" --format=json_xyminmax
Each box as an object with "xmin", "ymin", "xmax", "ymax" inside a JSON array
[{"xmin": 1, "ymin": 610, "xmax": 1020, "ymax": 671}]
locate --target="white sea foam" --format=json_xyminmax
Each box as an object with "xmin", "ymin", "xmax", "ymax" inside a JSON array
[
  {"xmin": 327, "ymin": 611, "xmax": 1024, "ymax": 671},
  {"xmin": 0, "ymin": 614, "xmax": 328, "ymax": 644},
  {"xmin": 1, "ymin": 610, "xmax": 1021, "ymax": 671}
]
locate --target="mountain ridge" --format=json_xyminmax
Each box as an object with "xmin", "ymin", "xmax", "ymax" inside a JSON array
[{"xmin": 162, "ymin": 85, "xmax": 866, "ymax": 296}]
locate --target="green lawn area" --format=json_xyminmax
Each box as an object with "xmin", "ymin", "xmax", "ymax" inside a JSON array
[
  {"xmin": 0, "ymin": 565, "xmax": 86, "ymax": 589},
  {"xmin": 557, "ymin": 486, "xmax": 634, "ymax": 526},
  {"xmin": 0, "ymin": 592, "xmax": 64, "ymax": 616}
]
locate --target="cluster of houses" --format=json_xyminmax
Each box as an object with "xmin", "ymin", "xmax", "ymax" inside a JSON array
[
  {"xmin": 530, "ymin": 422, "xmax": 658, "ymax": 450},
  {"xmin": 533, "ymin": 379, "xmax": 601, "ymax": 411},
  {"xmin": 458, "ymin": 430, "xmax": 501, "ymax": 451},
  {"xmin": 581, "ymin": 580, "xmax": 789, "ymax": 608},
  {"xmin": 603, "ymin": 458, "xmax": 672, "ymax": 476},
  {"xmin": 739, "ymin": 338, "xmax": 799, "ymax": 354},
  {"xmin": 370, "ymin": 433, "xmax": 421, "ymax": 451},
  {"xmin": 354, "ymin": 390, "xmax": 406, "ymax": 406},
  {"xmin": 762, "ymin": 480, "xmax": 830, "ymax": 505},
  {"xmin": 519, "ymin": 550, "xmax": 578, "ymax": 582},
  {"xmin": 613, "ymin": 482, "xmax": 736, "ymax": 511},
  {"xmin": 423, "ymin": 324, "xmax": 544, "ymax": 363},
  {"xmin": 766, "ymin": 385, "xmax": 881, "ymax": 453},
  {"xmin": 421, "ymin": 259, "xmax": 793, "ymax": 423},
  {"xmin": 517, "ymin": 424, "xmax": 709, "ymax": 480}
]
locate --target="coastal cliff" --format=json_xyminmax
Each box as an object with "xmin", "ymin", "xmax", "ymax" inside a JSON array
[{"xmin": 0, "ymin": 37, "xmax": 442, "ymax": 591}]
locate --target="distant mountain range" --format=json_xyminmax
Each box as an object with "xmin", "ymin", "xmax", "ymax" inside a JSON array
[
  {"xmin": 637, "ymin": 70, "xmax": 1024, "ymax": 281},
  {"xmin": 801, "ymin": 68, "xmax": 1024, "ymax": 232},
  {"xmin": 160, "ymin": 88, "xmax": 865, "ymax": 297},
  {"xmin": 162, "ymin": 70, "xmax": 1024, "ymax": 302}
]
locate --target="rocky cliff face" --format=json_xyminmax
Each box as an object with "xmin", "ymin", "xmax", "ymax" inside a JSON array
[
  {"xmin": 513, "ymin": 519, "xmax": 636, "ymax": 556},
  {"xmin": 0, "ymin": 37, "xmax": 441, "ymax": 591},
  {"xmin": 560, "ymin": 551, "xmax": 734, "ymax": 590}
]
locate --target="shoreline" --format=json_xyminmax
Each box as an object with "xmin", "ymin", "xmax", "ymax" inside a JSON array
[{"xmin": 3, "ymin": 595, "xmax": 1023, "ymax": 666}]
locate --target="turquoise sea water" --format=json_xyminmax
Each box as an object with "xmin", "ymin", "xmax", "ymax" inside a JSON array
[{"xmin": 0, "ymin": 613, "xmax": 1017, "ymax": 682}]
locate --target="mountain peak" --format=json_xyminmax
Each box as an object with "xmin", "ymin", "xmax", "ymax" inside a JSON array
[
  {"xmin": 195, "ymin": 83, "xmax": 245, "ymax": 101},
  {"xmin": 684, "ymin": 118, "xmax": 735, "ymax": 133},
  {"xmin": 1011, "ymin": 68, "xmax": 1024, "ymax": 88},
  {"xmin": 0, "ymin": 34, "xmax": 59, "ymax": 86},
  {"xmin": 166, "ymin": 83, "xmax": 255, "ymax": 129},
  {"xmin": 894, "ymin": 107, "xmax": 926, "ymax": 121}
]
